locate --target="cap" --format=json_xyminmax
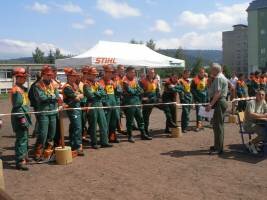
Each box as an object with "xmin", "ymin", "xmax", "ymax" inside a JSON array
[
  {"xmin": 89, "ymin": 67, "xmax": 99, "ymax": 75},
  {"xmin": 13, "ymin": 67, "xmax": 27, "ymax": 77},
  {"xmin": 81, "ymin": 65, "xmax": 91, "ymax": 74},
  {"xmin": 41, "ymin": 65, "xmax": 54, "ymax": 76},
  {"xmin": 64, "ymin": 67, "xmax": 80, "ymax": 76},
  {"xmin": 103, "ymin": 65, "xmax": 114, "ymax": 72}
]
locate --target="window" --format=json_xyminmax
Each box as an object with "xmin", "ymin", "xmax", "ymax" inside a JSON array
[
  {"xmin": 260, "ymin": 29, "xmax": 266, "ymax": 35},
  {"xmin": 261, "ymin": 48, "xmax": 266, "ymax": 55}
]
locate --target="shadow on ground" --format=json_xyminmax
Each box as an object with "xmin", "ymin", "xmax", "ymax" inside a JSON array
[{"xmin": 161, "ymin": 143, "xmax": 266, "ymax": 164}]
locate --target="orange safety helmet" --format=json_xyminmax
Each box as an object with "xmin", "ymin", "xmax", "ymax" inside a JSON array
[
  {"xmin": 13, "ymin": 67, "xmax": 27, "ymax": 77},
  {"xmin": 103, "ymin": 65, "xmax": 114, "ymax": 72},
  {"xmin": 81, "ymin": 65, "xmax": 91, "ymax": 74},
  {"xmin": 89, "ymin": 67, "xmax": 99, "ymax": 75},
  {"xmin": 41, "ymin": 65, "xmax": 54, "ymax": 76},
  {"xmin": 64, "ymin": 67, "xmax": 80, "ymax": 76}
]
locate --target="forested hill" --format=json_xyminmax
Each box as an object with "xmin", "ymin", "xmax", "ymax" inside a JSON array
[{"xmin": 157, "ymin": 49, "xmax": 222, "ymax": 66}]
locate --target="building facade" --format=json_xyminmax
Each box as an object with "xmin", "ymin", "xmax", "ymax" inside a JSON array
[
  {"xmin": 247, "ymin": 0, "xmax": 267, "ymax": 72},
  {"xmin": 223, "ymin": 24, "xmax": 248, "ymax": 74}
]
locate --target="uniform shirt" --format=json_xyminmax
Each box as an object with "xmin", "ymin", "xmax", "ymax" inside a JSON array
[
  {"xmin": 244, "ymin": 100, "xmax": 267, "ymax": 131},
  {"xmin": 208, "ymin": 73, "xmax": 228, "ymax": 99}
]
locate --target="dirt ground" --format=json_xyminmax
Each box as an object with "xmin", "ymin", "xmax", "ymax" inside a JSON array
[{"xmin": 0, "ymin": 98, "xmax": 266, "ymax": 200}]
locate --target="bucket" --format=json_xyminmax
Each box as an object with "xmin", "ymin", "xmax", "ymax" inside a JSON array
[
  {"xmin": 228, "ymin": 115, "xmax": 237, "ymax": 123},
  {"xmin": 55, "ymin": 146, "xmax": 73, "ymax": 165},
  {"xmin": 170, "ymin": 127, "xmax": 182, "ymax": 138}
]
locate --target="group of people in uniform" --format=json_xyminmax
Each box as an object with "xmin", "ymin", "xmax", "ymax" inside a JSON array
[
  {"xmin": 232, "ymin": 71, "xmax": 267, "ymax": 112},
  {"xmin": 10, "ymin": 62, "xmax": 265, "ymax": 170}
]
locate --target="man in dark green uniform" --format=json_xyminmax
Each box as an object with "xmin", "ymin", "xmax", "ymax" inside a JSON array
[
  {"xmin": 99, "ymin": 65, "xmax": 121, "ymax": 143},
  {"xmin": 62, "ymin": 67, "xmax": 84, "ymax": 156},
  {"xmin": 79, "ymin": 66, "xmax": 89, "ymax": 142},
  {"xmin": 162, "ymin": 74, "xmax": 182, "ymax": 133},
  {"xmin": 10, "ymin": 68, "xmax": 31, "ymax": 170},
  {"xmin": 236, "ymin": 73, "xmax": 248, "ymax": 112},
  {"xmin": 33, "ymin": 65, "xmax": 60, "ymax": 161},
  {"xmin": 83, "ymin": 67, "xmax": 113, "ymax": 149},
  {"xmin": 191, "ymin": 68, "xmax": 208, "ymax": 131},
  {"xmin": 206, "ymin": 63, "xmax": 228, "ymax": 154},
  {"xmin": 179, "ymin": 70, "xmax": 193, "ymax": 133},
  {"xmin": 122, "ymin": 66, "xmax": 152, "ymax": 142},
  {"xmin": 139, "ymin": 68, "xmax": 161, "ymax": 137},
  {"xmin": 250, "ymin": 71, "xmax": 260, "ymax": 96},
  {"xmin": 113, "ymin": 65, "xmax": 126, "ymax": 134}
]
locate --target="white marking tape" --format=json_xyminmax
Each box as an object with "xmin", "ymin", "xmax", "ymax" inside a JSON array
[{"xmin": 0, "ymin": 97, "xmax": 256, "ymax": 117}]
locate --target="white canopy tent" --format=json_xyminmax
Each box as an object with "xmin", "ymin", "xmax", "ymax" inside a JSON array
[{"xmin": 55, "ymin": 41, "xmax": 185, "ymax": 69}]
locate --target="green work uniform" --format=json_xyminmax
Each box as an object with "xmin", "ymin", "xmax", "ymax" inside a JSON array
[
  {"xmin": 11, "ymin": 85, "xmax": 31, "ymax": 165},
  {"xmin": 250, "ymin": 78, "xmax": 260, "ymax": 97},
  {"xmin": 100, "ymin": 78, "xmax": 120, "ymax": 141},
  {"xmin": 179, "ymin": 78, "xmax": 193, "ymax": 131},
  {"xmin": 33, "ymin": 80, "xmax": 59, "ymax": 152},
  {"xmin": 162, "ymin": 79, "xmax": 183, "ymax": 132},
  {"xmin": 113, "ymin": 76, "xmax": 124, "ymax": 132},
  {"xmin": 140, "ymin": 77, "xmax": 161, "ymax": 135},
  {"xmin": 191, "ymin": 76, "xmax": 208, "ymax": 125},
  {"xmin": 63, "ymin": 83, "xmax": 82, "ymax": 150},
  {"xmin": 122, "ymin": 77, "xmax": 148, "ymax": 139},
  {"xmin": 208, "ymin": 73, "xmax": 228, "ymax": 152},
  {"xmin": 236, "ymin": 80, "xmax": 248, "ymax": 112},
  {"xmin": 79, "ymin": 81, "xmax": 88, "ymax": 136},
  {"xmin": 84, "ymin": 81, "xmax": 109, "ymax": 146}
]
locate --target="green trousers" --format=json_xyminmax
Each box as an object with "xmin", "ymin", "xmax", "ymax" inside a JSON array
[
  {"xmin": 67, "ymin": 110, "xmax": 82, "ymax": 150},
  {"xmin": 142, "ymin": 105, "xmax": 154, "ymax": 133},
  {"xmin": 36, "ymin": 114, "xmax": 57, "ymax": 148},
  {"xmin": 181, "ymin": 105, "xmax": 191, "ymax": 130},
  {"xmin": 195, "ymin": 105, "xmax": 204, "ymax": 122},
  {"xmin": 105, "ymin": 107, "xmax": 118, "ymax": 133},
  {"xmin": 88, "ymin": 103, "xmax": 109, "ymax": 146},
  {"xmin": 163, "ymin": 104, "xmax": 177, "ymax": 130},
  {"xmin": 15, "ymin": 129, "xmax": 29, "ymax": 164},
  {"xmin": 124, "ymin": 107, "xmax": 145, "ymax": 134},
  {"xmin": 212, "ymin": 99, "xmax": 228, "ymax": 151}
]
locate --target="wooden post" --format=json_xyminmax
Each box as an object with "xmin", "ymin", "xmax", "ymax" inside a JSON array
[
  {"xmin": 0, "ymin": 159, "xmax": 5, "ymax": 190},
  {"xmin": 59, "ymin": 110, "xmax": 65, "ymax": 148},
  {"xmin": 27, "ymin": 66, "xmax": 31, "ymax": 90}
]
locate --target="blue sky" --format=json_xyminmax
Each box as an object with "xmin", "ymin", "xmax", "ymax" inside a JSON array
[{"xmin": 0, "ymin": 0, "xmax": 250, "ymax": 59}]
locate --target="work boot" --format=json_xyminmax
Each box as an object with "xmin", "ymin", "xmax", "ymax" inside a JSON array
[
  {"xmin": 195, "ymin": 121, "xmax": 203, "ymax": 132},
  {"xmin": 167, "ymin": 121, "xmax": 178, "ymax": 128},
  {"xmin": 101, "ymin": 143, "xmax": 113, "ymax": 148},
  {"xmin": 16, "ymin": 160, "xmax": 29, "ymax": 171},
  {"xmin": 165, "ymin": 127, "xmax": 171, "ymax": 134},
  {"xmin": 128, "ymin": 132, "xmax": 135, "ymax": 143},
  {"xmin": 43, "ymin": 143, "xmax": 53, "ymax": 160},
  {"xmin": 141, "ymin": 131, "xmax": 152, "ymax": 140},
  {"xmin": 77, "ymin": 145, "xmax": 85, "ymax": 156},
  {"xmin": 92, "ymin": 144, "xmax": 100, "ymax": 149},
  {"xmin": 109, "ymin": 132, "xmax": 120, "ymax": 143},
  {"xmin": 34, "ymin": 144, "xmax": 43, "ymax": 161},
  {"xmin": 145, "ymin": 129, "xmax": 152, "ymax": 138}
]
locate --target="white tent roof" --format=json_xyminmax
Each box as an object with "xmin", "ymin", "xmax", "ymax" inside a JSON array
[{"xmin": 56, "ymin": 41, "xmax": 185, "ymax": 68}]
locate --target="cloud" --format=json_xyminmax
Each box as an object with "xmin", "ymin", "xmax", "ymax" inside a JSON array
[
  {"xmin": 151, "ymin": 19, "xmax": 171, "ymax": 33},
  {"xmin": 72, "ymin": 17, "xmax": 95, "ymax": 29},
  {"xmin": 97, "ymin": 0, "xmax": 141, "ymax": 18},
  {"xmin": 103, "ymin": 29, "xmax": 114, "ymax": 36},
  {"xmin": 0, "ymin": 39, "xmax": 68, "ymax": 59},
  {"xmin": 177, "ymin": 2, "xmax": 249, "ymax": 30},
  {"xmin": 156, "ymin": 32, "xmax": 222, "ymax": 50},
  {"xmin": 56, "ymin": 2, "xmax": 83, "ymax": 13},
  {"xmin": 27, "ymin": 2, "xmax": 49, "ymax": 14}
]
